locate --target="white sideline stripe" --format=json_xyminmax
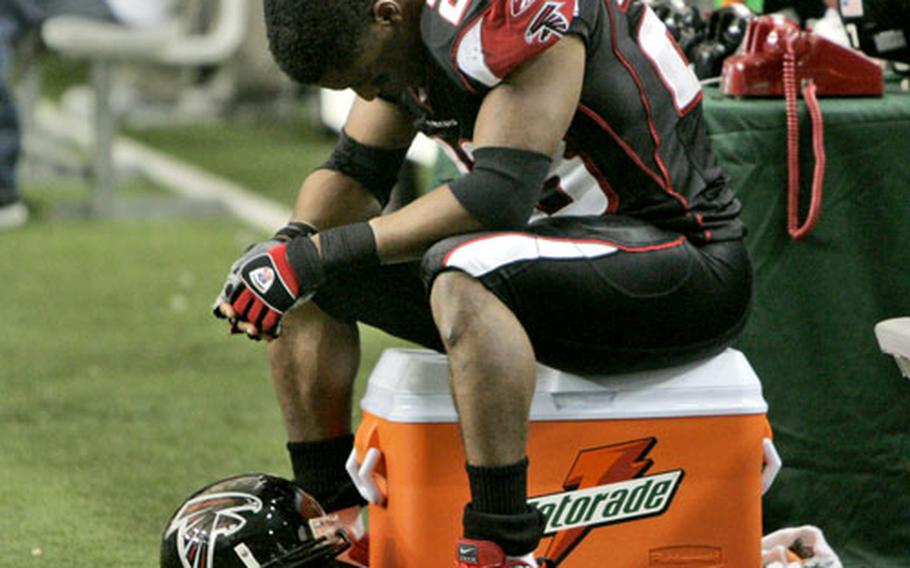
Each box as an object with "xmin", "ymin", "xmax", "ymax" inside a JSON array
[
  {"xmin": 118, "ymin": 140, "xmax": 291, "ymax": 231},
  {"xmin": 445, "ymin": 234, "xmax": 619, "ymax": 277},
  {"xmin": 33, "ymin": 101, "xmax": 292, "ymax": 232}
]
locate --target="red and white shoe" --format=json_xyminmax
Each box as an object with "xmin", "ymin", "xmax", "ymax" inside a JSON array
[
  {"xmin": 341, "ymin": 532, "xmax": 369, "ymax": 566},
  {"xmin": 332, "ymin": 506, "xmax": 370, "ymax": 566},
  {"xmin": 457, "ymin": 538, "xmax": 539, "ymax": 568}
]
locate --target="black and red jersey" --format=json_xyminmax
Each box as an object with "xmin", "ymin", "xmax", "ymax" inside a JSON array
[{"xmin": 396, "ymin": 0, "xmax": 743, "ymax": 243}]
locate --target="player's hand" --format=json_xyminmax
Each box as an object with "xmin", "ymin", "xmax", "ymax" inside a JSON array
[
  {"xmin": 213, "ymin": 222, "xmax": 319, "ymax": 339},
  {"xmin": 212, "ymin": 238, "xmax": 281, "ymax": 327},
  {"xmin": 214, "ymin": 237, "xmax": 325, "ymax": 339}
]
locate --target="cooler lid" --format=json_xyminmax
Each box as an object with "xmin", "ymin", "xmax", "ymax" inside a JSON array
[{"xmin": 360, "ymin": 348, "xmax": 768, "ymax": 424}]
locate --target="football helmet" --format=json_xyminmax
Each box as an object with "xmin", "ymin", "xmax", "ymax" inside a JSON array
[
  {"xmin": 691, "ymin": 3, "xmax": 755, "ymax": 79},
  {"xmin": 160, "ymin": 473, "xmax": 350, "ymax": 568},
  {"xmin": 647, "ymin": 0, "xmax": 706, "ymax": 59}
]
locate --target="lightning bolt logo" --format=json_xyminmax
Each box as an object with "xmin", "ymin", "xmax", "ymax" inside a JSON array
[
  {"xmin": 540, "ymin": 438, "xmax": 658, "ymax": 566},
  {"xmin": 164, "ymin": 492, "xmax": 263, "ymax": 568}
]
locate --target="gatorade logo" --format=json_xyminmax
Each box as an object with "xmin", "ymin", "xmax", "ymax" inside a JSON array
[
  {"xmin": 529, "ymin": 438, "xmax": 684, "ymax": 566},
  {"xmin": 530, "ymin": 470, "xmax": 682, "ymax": 534}
]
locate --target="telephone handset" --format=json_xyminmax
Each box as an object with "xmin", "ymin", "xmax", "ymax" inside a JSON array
[
  {"xmin": 721, "ymin": 15, "xmax": 883, "ymax": 97},
  {"xmin": 720, "ymin": 15, "xmax": 883, "ymax": 239}
]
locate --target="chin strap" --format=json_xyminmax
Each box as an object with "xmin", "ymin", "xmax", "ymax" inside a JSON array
[{"xmin": 783, "ymin": 39, "xmax": 827, "ymax": 240}]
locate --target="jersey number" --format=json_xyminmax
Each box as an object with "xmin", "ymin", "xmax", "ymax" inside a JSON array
[
  {"xmin": 426, "ymin": 0, "xmax": 471, "ymax": 26},
  {"xmin": 449, "ymin": 141, "xmax": 611, "ymax": 218},
  {"xmin": 635, "ymin": 5, "xmax": 701, "ymax": 113}
]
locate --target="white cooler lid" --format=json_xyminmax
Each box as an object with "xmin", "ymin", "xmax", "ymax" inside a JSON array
[{"xmin": 360, "ymin": 348, "xmax": 767, "ymax": 423}]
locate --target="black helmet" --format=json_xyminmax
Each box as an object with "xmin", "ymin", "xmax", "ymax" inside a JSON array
[
  {"xmin": 160, "ymin": 473, "xmax": 350, "ymax": 568},
  {"xmin": 691, "ymin": 3, "xmax": 755, "ymax": 79},
  {"xmin": 647, "ymin": 0, "xmax": 707, "ymax": 58}
]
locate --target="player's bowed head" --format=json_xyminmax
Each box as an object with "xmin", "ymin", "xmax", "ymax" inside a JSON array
[{"xmin": 263, "ymin": 0, "xmax": 429, "ymax": 99}]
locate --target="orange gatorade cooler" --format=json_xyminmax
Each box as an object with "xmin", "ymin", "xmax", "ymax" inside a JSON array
[{"xmin": 348, "ymin": 349, "xmax": 780, "ymax": 567}]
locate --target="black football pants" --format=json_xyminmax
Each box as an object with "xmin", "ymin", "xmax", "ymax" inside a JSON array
[{"xmin": 312, "ymin": 214, "xmax": 752, "ymax": 376}]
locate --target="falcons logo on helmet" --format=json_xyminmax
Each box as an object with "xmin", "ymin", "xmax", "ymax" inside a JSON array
[{"xmin": 164, "ymin": 492, "xmax": 263, "ymax": 568}]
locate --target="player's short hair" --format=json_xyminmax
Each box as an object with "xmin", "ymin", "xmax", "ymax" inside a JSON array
[{"xmin": 264, "ymin": 0, "xmax": 374, "ymax": 85}]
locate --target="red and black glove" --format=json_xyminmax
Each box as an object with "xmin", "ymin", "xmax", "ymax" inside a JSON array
[
  {"xmin": 226, "ymin": 237, "xmax": 324, "ymax": 336},
  {"xmin": 215, "ymin": 222, "xmax": 378, "ymax": 338}
]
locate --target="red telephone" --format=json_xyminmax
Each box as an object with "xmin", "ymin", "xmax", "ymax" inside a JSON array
[
  {"xmin": 720, "ymin": 16, "xmax": 884, "ymax": 239},
  {"xmin": 721, "ymin": 15, "xmax": 884, "ymax": 97}
]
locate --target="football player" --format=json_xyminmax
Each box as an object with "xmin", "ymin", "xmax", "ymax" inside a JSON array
[{"xmin": 213, "ymin": 0, "xmax": 752, "ymax": 565}]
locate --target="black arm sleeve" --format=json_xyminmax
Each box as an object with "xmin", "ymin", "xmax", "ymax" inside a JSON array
[
  {"xmin": 448, "ymin": 146, "xmax": 552, "ymax": 230},
  {"xmin": 319, "ymin": 129, "xmax": 410, "ymax": 207}
]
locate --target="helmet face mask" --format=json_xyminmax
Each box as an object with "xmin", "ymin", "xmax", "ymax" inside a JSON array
[{"xmin": 161, "ymin": 474, "xmax": 351, "ymax": 568}]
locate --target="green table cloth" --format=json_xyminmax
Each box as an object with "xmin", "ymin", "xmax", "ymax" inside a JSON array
[{"xmin": 703, "ymin": 83, "xmax": 910, "ymax": 567}]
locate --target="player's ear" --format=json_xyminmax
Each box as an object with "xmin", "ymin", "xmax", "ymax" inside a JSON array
[{"xmin": 372, "ymin": 0, "xmax": 403, "ymax": 25}]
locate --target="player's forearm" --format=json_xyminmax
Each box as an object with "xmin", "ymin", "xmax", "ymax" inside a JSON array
[
  {"xmin": 222, "ymin": 184, "xmax": 482, "ymax": 338},
  {"xmin": 367, "ymin": 185, "xmax": 484, "ymax": 264},
  {"xmin": 291, "ymin": 169, "xmax": 383, "ymax": 229}
]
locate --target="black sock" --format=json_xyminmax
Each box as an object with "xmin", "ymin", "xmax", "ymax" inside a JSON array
[
  {"xmin": 462, "ymin": 504, "xmax": 546, "ymax": 556},
  {"xmin": 466, "ymin": 458, "xmax": 529, "ymax": 516},
  {"xmin": 287, "ymin": 434, "xmax": 365, "ymax": 512}
]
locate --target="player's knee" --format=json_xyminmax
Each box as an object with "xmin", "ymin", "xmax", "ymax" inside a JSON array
[
  {"xmin": 423, "ymin": 234, "xmax": 499, "ymax": 350},
  {"xmin": 419, "ymin": 233, "xmax": 471, "ymax": 289},
  {"xmin": 429, "ymin": 271, "xmax": 488, "ymax": 350}
]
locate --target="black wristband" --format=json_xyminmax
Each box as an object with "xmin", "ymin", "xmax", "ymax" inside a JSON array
[
  {"xmin": 274, "ymin": 221, "xmax": 318, "ymax": 241},
  {"xmin": 285, "ymin": 236, "xmax": 325, "ymax": 289},
  {"xmin": 318, "ymin": 222, "xmax": 380, "ymax": 274},
  {"xmin": 284, "ymin": 223, "xmax": 378, "ymax": 291}
]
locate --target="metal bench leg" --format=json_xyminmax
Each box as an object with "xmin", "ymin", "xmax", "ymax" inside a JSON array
[{"xmin": 91, "ymin": 59, "xmax": 115, "ymax": 218}]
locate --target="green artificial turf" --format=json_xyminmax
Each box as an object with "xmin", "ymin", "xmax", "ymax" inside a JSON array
[
  {"xmin": 2, "ymin": 87, "xmax": 421, "ymax": 563},
  {"xmin": 1, "ymin": 181, "xmax": 412, "ymax": 566},
  {"xmin": 127, "ymin": 108, "xmax": 338, "ymax": 205}
]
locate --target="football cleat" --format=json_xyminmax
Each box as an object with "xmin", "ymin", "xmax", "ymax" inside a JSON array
[
  {"xmin": 457, "ymin": 538, "xmax": 539, "ymax": 568},
  {"xmin": 336, "ymin": 532, "xmax": 369, "ymax": 566},
  {"xmin": 330, "ymin": 505, "xmax": 369, "ymax": 566}
]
